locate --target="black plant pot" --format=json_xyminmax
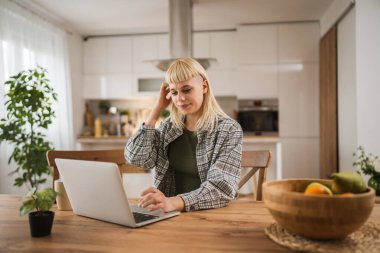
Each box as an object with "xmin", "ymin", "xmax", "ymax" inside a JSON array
[{"xmin": 28, "ymin": 211, "xmax": 55, "ymax": 237}]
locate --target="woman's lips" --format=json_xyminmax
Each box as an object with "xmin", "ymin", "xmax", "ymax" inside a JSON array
[{"xmin": 178, "ymin": 104, "xmax": 191, "ymax": 110}]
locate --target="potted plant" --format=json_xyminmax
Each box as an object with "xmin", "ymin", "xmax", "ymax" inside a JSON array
[
  {"xmin": 0, "ymin": 66, "xmax": 59, "ymax": 236},
  {"xmin": 98, "ymin": 100, "xmax": 110, "ymax": 114},
  {"xmin": 20, "ymin": 187, "xmax": 58, "ymax": 237},
  {"xmin": 353, "ymin": 146, "xmax": 380, "ymax": 195}
]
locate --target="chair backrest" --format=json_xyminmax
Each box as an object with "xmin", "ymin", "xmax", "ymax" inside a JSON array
[
  {"xmin": 46, "ymin": 149, "xmax": 145, "ymax": 185},
  {"xmin": 238, "ymin": 150, "xmax": 272, "ymax": 201}
]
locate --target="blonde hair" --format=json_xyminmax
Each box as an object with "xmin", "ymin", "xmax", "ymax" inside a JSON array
[{"xmin": 165, "ymin": 58, "xmax": 228, "ymax": 132}]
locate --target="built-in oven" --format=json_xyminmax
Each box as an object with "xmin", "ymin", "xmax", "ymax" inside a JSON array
[{"xmin": 237, "ymin": 99, "xmax": 278, "ymax": 135}]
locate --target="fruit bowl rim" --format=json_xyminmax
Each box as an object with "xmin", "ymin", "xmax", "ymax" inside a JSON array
[{"xmin": 263, "ymin": 178, "xmax": 375, "ymax": 198}]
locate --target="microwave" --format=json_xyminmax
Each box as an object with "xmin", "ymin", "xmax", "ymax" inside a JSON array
[{"xmin": 237, "ymin": 99, "xmax": 278, "ymax": 135}]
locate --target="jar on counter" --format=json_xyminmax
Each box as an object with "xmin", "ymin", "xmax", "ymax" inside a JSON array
[{"xmin": 94, "ymin": 117, "xmax": 102, "ymax": 138}]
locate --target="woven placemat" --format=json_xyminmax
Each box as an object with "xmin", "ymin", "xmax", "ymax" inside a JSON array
[{"xmin": 265, "ymin": 221, "xmax": 380, "ymax": 253}]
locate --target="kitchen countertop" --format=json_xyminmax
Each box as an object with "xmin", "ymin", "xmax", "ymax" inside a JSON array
[
  {"xmin": 77, "ymin": 136, "xmax": 129, "ymax": 144},
  {"xmin": 243, "ymin": 134, "xmax": 280, "ymax": 143}
]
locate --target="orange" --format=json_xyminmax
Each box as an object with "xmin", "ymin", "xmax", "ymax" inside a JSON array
[{"xmin": 304, "ymin": 182, "xmax": 333, "ymax": 196}]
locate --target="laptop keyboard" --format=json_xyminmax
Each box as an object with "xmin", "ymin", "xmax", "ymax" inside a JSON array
[{"xmin": 132, "ymin": 212, "xmax": 159, "ymax": 223}]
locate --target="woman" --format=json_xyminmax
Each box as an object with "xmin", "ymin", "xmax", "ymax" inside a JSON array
[{"xmin": 125, "ymin": 58, "xmax": 243, "ymax": 212}]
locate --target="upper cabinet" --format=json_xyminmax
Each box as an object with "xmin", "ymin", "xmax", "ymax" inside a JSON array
[
  {"xmin": 132, "ymin": 35, "xmax": 161, "ymax": 73},
  {"xmin": 83, "ymin": 37, "xmax": 134, "ymax": 99},
  {"xmin": 107, "ymin": 37, "xmax": 132, "ymax": 73},
  {"xmin": 237, "ymin": 24, "xmax": 277, "ymax": 65},
  {"xmin": 157, "ymin": 34, "xmax": 170, "ymax": 60},
  {"xmin": 237, "ymin": 65, "xmax": 278, "ymax": 98},
  {"xmin": 209, "ymin": 31, "xmax": 237, "ymax": 69},
  {"xmin": 193, "ymin": 31, "xmax": 237, "ymax": 96},
  {"xmin": 83, "ymin": 38, "xmax": 107, "ymax": 74},
  {"xmin": 193, "ymin": 32, "xmax": 211, "ymax": 58},
  {"xmin": 236, "ymin": 24, "xmax": 278, "ymax": 98},
  {"xmin": 278, "ymin": 23, "xmax": 319, "ymax": 63}
]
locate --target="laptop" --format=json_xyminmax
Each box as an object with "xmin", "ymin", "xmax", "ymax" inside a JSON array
[{"xmin": 55, "ymin": 158, "xmax": 180, "ymax": 228}]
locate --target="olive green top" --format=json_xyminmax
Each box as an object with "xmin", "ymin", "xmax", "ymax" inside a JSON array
[{"xmin": 168, "ymin": 128, "xmax": 201, "ymax": 194}]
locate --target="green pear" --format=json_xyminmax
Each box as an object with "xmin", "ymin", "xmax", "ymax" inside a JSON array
[{"xmin": 331, "ymin": 171, "xmax": 367, "ymax": 194}]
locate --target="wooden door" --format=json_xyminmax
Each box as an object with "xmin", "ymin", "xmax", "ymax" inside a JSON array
[{"xmin": 319, "ymin": 26, "xmax": 338, "ymax": 178}]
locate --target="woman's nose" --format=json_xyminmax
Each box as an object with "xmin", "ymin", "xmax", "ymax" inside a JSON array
[{"xmin": 178, "ymin": 92, "xmax": 186, "ymax": 101}]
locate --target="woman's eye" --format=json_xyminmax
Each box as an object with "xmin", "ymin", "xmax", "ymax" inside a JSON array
[
  {"xmin": 183, "ymin": 89, "xmax": 191, "ymax": 94},
  {"xmin": 171, "ymin": 91, "xmax": 178, "ymax": 96}
]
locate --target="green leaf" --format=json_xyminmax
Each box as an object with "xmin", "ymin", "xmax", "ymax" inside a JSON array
[{"xmin": 20, "ymin": 199, "xmax": 35, "ymax": 216}]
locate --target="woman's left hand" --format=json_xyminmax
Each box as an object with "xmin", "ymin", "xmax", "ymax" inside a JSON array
[{"xmin": 138, "ymin": 187, "xmax": 184, "ymax": 212}]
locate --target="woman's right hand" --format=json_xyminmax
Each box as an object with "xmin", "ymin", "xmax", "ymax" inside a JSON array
[
  {"xmin": 155, "ymin": 82, "xmax": 171, "ymax": 111},
  {"xmin": 145, "ymin": 82, "xmax": 171, "ymax": 127}
]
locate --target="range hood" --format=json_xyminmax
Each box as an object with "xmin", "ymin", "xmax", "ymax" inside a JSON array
[{"xmin": 148, "ymin": 0, "xmax": 215, "ymax": 71}]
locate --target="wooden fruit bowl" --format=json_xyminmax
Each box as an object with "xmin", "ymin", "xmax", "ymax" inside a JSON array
[{"xmin": 263, "ymin": 179, "xmax": 375, "ymax": 240}]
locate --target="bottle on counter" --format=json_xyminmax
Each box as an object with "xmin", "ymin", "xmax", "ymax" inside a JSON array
[{"xmin": 94, "ymin": 117, "xmax": 102, "ymax": 138}]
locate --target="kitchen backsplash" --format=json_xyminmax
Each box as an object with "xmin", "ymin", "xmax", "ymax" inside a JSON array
[{"xmin": 81, "ymin": 96, "xmax": 238, "ymax": 138}]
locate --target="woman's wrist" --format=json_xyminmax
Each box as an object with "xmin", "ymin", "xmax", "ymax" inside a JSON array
[
  {"xmin": 170, "ymin": 196, "xmax": 185, "ymax": 211},
  {"xmin": 145, "ymin": 106, "xmax": 162, "ymax": 127}
]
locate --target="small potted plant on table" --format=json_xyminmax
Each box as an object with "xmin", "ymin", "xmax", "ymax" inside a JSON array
[
  {"xmin": 0, "ymin": 66, "xmax": 59, "ymax": 237},
  {"xmin": 20, "ymin": 187, "xmax": 58, "ymax": 237}
]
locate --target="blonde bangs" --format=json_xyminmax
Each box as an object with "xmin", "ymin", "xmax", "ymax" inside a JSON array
[{"xmin": 165, "ymin": 58, "xmax": 206, "ymax": 83}]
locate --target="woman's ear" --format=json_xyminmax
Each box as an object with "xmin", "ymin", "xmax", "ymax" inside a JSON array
[{"xmin": 202, "ymin": 80, "xmax": 208, "ymax": 94}]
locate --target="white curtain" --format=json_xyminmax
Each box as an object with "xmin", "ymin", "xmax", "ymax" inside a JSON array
[{"xmin": 0, "ymin": 0, "xmax": 74, "ymax": 194}]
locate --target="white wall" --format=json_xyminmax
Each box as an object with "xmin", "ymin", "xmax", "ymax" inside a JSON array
[
  {"xmin": 320, "ymin": 0, "xmax": 354, "ymax": 37},
  {"xmin": 337, "ymin": 0, "xmax": 380, "ymax": 172},
  {"xmin": 355, "ymin": 0, "xmax": 380, "ymax": 157},
  {"xmin": 67, "ymin": 33, "xmax": 84, "ymax": 146},
  {"xmin": 338, "ymin": 7, "xmax": 357, "ymax": 171}
]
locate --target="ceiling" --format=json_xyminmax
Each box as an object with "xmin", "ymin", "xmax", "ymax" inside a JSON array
[{"xmin": 22, "ymin": 0, "xmax": 333, "ymax": 36}]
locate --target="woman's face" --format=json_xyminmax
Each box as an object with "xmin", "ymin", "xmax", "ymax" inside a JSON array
[{"xmin": 168, "ymin": 75, "xmax": 208, "ymax": 118}]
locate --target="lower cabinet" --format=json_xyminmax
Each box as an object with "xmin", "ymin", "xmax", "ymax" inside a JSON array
[{"xmin": 280, "ymin": 137, "xmax": 320, "ymax": 179}]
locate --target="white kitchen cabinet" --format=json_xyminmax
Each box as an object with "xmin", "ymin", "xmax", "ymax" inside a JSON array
[
  {"xmin": 83, "ymin": 38, "xmax": 107, "ymax": 74},
  {"xmin": 107, "ymin": 36, "xmax": 132, "ymax": 73},
  {"xmin": 106, "ymin": 74, "xmax": 133, "ymax": 99},
  {"xmin": 157, "ymin": 34, "xmax": 170, "ymax": 59},
  {"xmin": 279, "ymin": 63, "xmax": 319, "ymax": 137},
  {"xmin": 83, "ymin": 74, "xmax": 132, "ymax": 99},
  {"xmin": 193, "ymin": 32, "xmax": 210, "ymax": 58},
  {"xmin": 83, "ymin": 37, "xmax": 133, "ymax": 99},
  {"xmin": 278, "ymin": 23, "xmax": 319, "ymax": 63},
  {"xmin": 209, "ymin": 31, "xmax": 237, "ymax": 69},
  {"xmin": 83, "ymin": 74, "xmax": 105, "ymax": 99},
  {"xmin": 280, "ymin": 137, "xmax": 319, "ymax": 179},
  {"xmin": 237, "ymin": 24, "xmax": 277, "ymax": 65},
  {"xmin": 207, "ymin": 69, "xmax": 237, "ymax": 96},
  {"xmin": 132, "ymin": 35, "xmax": 161, "ymax": 73},
  {"xmin": 236, "ymin": 65, "xmax": 278, "ymax": 98}
]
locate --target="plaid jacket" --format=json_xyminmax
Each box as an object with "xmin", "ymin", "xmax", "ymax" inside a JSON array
[{"xmin": 125, "ymin": 116, "xmax": 243, "ymax": 211}]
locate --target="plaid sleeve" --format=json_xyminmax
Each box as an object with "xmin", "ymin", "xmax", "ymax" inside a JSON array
[
  {"xmin": 178, "ymin": 121, "xmax": 243, "ymax": 211},
  {"xmin": 124, "ymin": 123, "xmax": 159, "ymax": 170}
]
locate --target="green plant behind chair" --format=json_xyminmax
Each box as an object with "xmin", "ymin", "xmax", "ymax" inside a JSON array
[{"xmin": 0, "ymin": 66, "xmax": 57, "ymax": 191}]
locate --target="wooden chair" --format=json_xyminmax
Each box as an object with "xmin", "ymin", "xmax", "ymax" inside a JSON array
[
  {"xmin": 238, "ymin": 150, "xmax": 272, "ymax": 201},
  {"xmin": 46, "ymin": 149, "xmax": 145, "ymax": 187}
]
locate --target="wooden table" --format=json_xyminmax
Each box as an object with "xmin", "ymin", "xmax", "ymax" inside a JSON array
[{"xmin": 1, "ymin": 195, "xmax": 379, "ymax": 253}]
